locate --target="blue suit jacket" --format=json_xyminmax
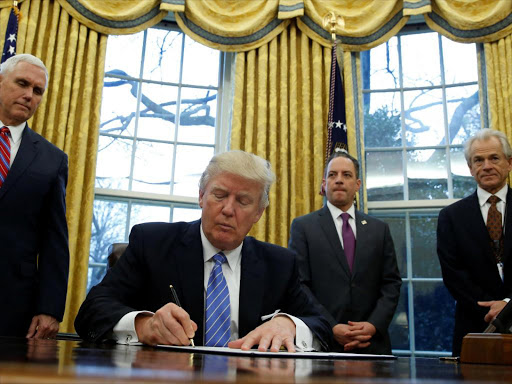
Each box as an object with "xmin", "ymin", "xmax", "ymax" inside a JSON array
[
  {"xmin": 437, "ymin": 189, "xmax": 512, "ymax": 355},
  {"xmin": 0, "ymin": 126, "xmax": 69, "ymax": 337},
  {"xmin": 75, "ymin": 220, "xmax": 331, "ymax": 349},
  {"xmin": 289, "ymin": 206, "xmax": 402, "ymax": 354}
]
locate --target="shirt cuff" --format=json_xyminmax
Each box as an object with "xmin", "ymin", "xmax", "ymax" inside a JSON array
[
  {"xmin": 274, "ymin": 313, "xmax": 320, "ymax": 351},
  {"xmin": 113, "ymin": 310, "xmax": 153, "ymax": 345},
  {"xmin": 503, "ymin": 298, "xmax": 510, "ymax": 303}
]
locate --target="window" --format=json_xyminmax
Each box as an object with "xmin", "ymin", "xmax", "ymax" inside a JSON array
[
  {"xmin": 362, "ymin": 26, "xmax": 482, "ymax": 355},
  {"xmin": 88, "ymin": 22, "xmax": 231, "ymax": 291}
]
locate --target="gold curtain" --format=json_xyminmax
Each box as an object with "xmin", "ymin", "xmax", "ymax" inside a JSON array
[
  {"xmin": 231, "ymin": 21, "xmax": 330, "ymax": 246},
  {"xmin": 0, "ymin": 0, "xmax": 107, "ymax": 333},
  {"xmin": 484, "ymin": 36, "xmax": 512, "ymax": 136}
]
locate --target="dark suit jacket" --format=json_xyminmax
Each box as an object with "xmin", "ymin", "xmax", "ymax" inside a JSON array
[
  {"xmin": 437, "ymin": 189, "xmax": 512, "ymax": 356},
  {"xmin": 0, "ymin": 126, "xmax": 69, "ymax": 337},
  {"xmin": 75, "ymin": 220, "xmax": 331, "ymax": 349},
  {"xmin": 289, "ymin": 205, "xmax": 402, "ymax": 354}
]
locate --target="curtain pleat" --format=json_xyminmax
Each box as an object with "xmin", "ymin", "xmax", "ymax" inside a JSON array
[
  {"xmin": 231, "ymin": 22, "xmax": 329, "ymax": 246},
  {"xmin": 11, "ymin": 0, "xmax": 106, "ymax": 333},
  {"xmin": 485, "ymin": 36, "xmax": 512, "ymax": 139}
]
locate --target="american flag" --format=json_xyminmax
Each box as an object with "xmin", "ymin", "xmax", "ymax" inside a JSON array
[
  {"xmin": 325, "ymin": 42, "xmax": 347, "ymax": 161},
  {"xmin": 1, "ymin": 4, "xmax": 20, "ymax": 64}
]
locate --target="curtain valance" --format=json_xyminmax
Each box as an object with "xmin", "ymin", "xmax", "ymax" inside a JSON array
[{"xmin": 3, "ymin": 1, "xmax": 508, "ymax": 50}]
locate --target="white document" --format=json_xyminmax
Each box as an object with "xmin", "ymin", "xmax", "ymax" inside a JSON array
[{"xmin": 156, "ymin": 345, "xmax": 396, "ymax": 359}]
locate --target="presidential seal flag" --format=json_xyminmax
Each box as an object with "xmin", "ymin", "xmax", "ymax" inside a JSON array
[{"xmin": 1, "ymin": 2, "xmax": 20, "ymax": 64}]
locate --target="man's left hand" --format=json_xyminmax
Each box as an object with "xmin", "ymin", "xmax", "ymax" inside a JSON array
[
  {"xmin": 26, "ymin": 314, "xmax": 59, "ymax": 339},
  {"xmin": 228, "ymin": 316, "xmax": 296, "ymax": 352},
  {"xmin": 478, "ymin": 300, "xmax": 508, "ymax": 323}
]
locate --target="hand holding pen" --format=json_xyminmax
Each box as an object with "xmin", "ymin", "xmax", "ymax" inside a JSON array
[{"xmin": 170, "ymin": 285, "xmax": 195, "ymax": 347}]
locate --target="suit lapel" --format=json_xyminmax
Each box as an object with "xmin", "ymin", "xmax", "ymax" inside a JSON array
[
  {"xmin": 503, "ymin": 188, "xmax": 512, "ymax": 265},
  {"xmin": 318, "ymin": 205, "xmax": 351, "ymax": 276},
  {"xmin": 353, "ymin": 211, "xmax": 369, "ymax": 275},
  {"xmin": 238, "ymin": 237, "xmax": 265, "ymax": 337},
  {"xmin": 174, "ymin": 220, "xmax": 205, "ymax": 343},
  {"xmin": 0, "ymin": 126, "xmax": 38, "ymax": 201},
  {"xmin": 466, "ymin": 191, "xmax": 497, "ymax": 265}
]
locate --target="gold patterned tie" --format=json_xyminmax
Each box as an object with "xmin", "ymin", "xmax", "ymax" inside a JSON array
[{"xmin": 486, "ymin": 195, "xmax": 503, "ymax": 262}]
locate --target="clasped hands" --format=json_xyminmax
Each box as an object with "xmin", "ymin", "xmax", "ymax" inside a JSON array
[
  {"xmin": 135, "ymin": 303, "xmax": 297, "ymax": 352},
  {"xmin": 333, "ymin": 321, "xmax": 376, "ymax": 352}
]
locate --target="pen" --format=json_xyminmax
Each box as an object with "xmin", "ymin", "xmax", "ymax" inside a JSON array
[{"xmin": 170, "ymin": 284, "xmax": 195, "ymax": 347}]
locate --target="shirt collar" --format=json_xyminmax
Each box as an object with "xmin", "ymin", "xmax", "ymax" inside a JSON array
[
  {"xmin": 326, "ymin": 200, "xmax": 356, "ymax": 221},
  {"xmin": 477, "ymin": 184, "xmax": 508, "ymax": 207},
  {"xmin": 200, "ymin": 223, "xmax": 243, "ymax": 270},
  {"xmin": 0, "ymin": 120, "xmax": 25, "ymax": 144}
]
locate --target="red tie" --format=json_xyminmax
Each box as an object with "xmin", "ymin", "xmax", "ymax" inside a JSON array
[{"xmin": 0, "ymin": 126, "xmax": 10, "ymax": 188}]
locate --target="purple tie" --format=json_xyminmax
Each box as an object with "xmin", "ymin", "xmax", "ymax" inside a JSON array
[{"xmin": 341, "ymin": 212, "xmax": 355, "ymax": 271}]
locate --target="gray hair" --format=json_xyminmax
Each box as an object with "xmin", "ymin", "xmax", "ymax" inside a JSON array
[
  {"xmin": 0, "ymin": 54, "xmax": 49, "ymax": 86},
  {"xmin": 325, "ymin": 150, "xmax": 360, "ymax": 179},
  {"xmin": 464, "ymin": 129, "xmax": 512, "ymax": 165},
  {"xmin": 199, "ymin": 150, "xmax": 276, "ymax": 208}
]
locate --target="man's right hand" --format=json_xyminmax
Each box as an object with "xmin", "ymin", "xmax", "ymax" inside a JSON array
[
  {"xmin": 134, "ymin": 303, "xmax": 197, "ymax": 346},
  {"xmin": 332, "ymin": 322, "xmax": 374, "ymax": 351}
]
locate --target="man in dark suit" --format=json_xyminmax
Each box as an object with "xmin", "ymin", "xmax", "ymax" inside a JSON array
[
  {"xmin": 438, "ymin": 129, "xmax": 512, "ymax": 356},
  {"xmin": 75, "ymin": 150, "xmax": 331, "ymax": 351},
  {"xmin": 289, "ymin": 151, "xmax": 401, "ymax": 354},
  {"xmin": 0, "ymin": 54, "xmax": 69, "ymax": 339}
]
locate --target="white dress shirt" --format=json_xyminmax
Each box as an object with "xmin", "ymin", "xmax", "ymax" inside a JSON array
[
  {"xmin": 0, "ymin": 120, "xmax": 26, "ymax": 165},
  {"xmin": 326, "ymin": 200, "xmax": 357, "ymax": 247},
  {"xmin": 113, "ymin": 225, "xmax": 318, "ymax": 350}
]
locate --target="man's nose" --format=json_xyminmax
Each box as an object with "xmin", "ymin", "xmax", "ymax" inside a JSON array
[
  {"xmin": 22, "ymin": 88, "xmax": 33, "ymax": 100},
  {"xmin": 221, "ymin": 197, "xmax": 235, "ymax": 215}
]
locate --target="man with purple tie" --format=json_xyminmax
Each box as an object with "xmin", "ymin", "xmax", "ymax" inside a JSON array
[{"xmin": 289, "ymin": 151, "xmax": 401, "ymax": 354}]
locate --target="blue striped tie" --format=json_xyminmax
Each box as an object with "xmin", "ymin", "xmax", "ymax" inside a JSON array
[{"xmin": 205, "ymin": 252, "xmax": 231, "ymax": 347}]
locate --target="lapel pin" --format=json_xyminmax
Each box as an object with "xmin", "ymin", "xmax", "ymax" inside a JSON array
[{"xmin": 361, "ymin": 220, "xmax": 367, "ymax": 225}]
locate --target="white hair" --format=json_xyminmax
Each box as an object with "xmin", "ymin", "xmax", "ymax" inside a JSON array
[
  {"xmin": 0, "ymin": 54, "xmax": 49, "ymax": 86},
  {"xmin": 199, "ymin": 150, "xmax": 275, "ymax": 209}
]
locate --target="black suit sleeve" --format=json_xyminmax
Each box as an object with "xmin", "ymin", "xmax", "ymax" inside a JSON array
[
  {"xmin": 365, "ymin": 222, "xmax": 401, "ymax": 336},
  {"xmin": 75, "ymin": 225, "xmax": 152, "ymax": 342},
  {"xmin": 437, "ymin": 207, "xmax": 495, "ymax": 309},
  {"xmin": 289, "ymin": 218, "xmax": 338, "ymax": 327},
  {"xmin": 37, "ymin": 152, "xmax": 69, "ymax": 321}
]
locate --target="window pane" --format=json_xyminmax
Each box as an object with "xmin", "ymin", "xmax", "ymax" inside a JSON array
[
  {"xmin": 132, "ymin": 141, "xmax": 174, "ymax": 194},
  {"xmin": 362, "ymin": 37, "xmax": 399, "ymax": 90},
  {"xmin": 138, "ymin": 82, "xmax": 179, "ymax": 140},
  {"xmin": 446, "ymin": 85, "xmax": 481, "ymax": 144},
  {"xmin": 130, "ymin": 203, "xmax": 171, "ymax": 227},
  {"xmin": 403, "ymin": 89, "xmax": 444, "ymax": 147},
  {"xmin": 173, "ymin": 207, "xmax": 201, "ymax": 222},
  {"xmin": 88, "ymin": 199, "xmax": 129, "ymax": 290},
  {"xmin": 363, "ymin": 92, "xmax": 401, "ymax": 148},
  {"xmin": 95, "ymin": 136, "xmax": 133, "ymax": 190},
  {"xmin": 366, "ymin": 151, "xmax": 404, "ymax": 201},
  {"xmin": 143, "ymin": 29, "xmax": 183, "ymax": 83},
  {"xmin": 182, "ymin": 35, "xmax": 220, "ymax": 87},
  {"xmin": 410, "ymin": 211, "xmax": 440, "ymax": 278},
  {"xmin": 178, "ymin": 87, "xmax": 217, "ymax": 144},
  {"xmin": 451, "ymin": 148, "xmax": 475, "ymax": 199},
  {"xmin": 401, "ymin": 32, "xmax": 441, "ymax": 88},
  {"xmin": 442, "ymin": 36, "xmax": 477, "ymax": 84},
  {"xmin": 378, "ymin": 212, "xmax": 407, "ymax": 278},
  {"xmin": 174, "ymin": 145, "xmax": 215, "ymax": 197},
  {"xmin": 407, "ymin": 149, "xmax": 448, "ymax": 200},
  {"xmin": 100, "ymin": 82, "xmax": 138, "ymax": 137},
  {"xmin": 390, "ymin": 284, "xmax": 410, "ymax": 350},
  {"xmin": 414, "ymin": 282, "xmax": 455, "ymax": 352},
  {"xmin": 104, "ymin": 34, "xmax": 143, "ymax": 77}
]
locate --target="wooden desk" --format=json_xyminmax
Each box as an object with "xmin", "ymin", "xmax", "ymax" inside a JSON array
[{"xmin": 0, "ymin": 337, "xmax": 511, "ymax": 383}]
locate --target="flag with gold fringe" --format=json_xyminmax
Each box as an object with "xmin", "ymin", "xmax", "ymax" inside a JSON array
[
  {"xmin": 326, "ymin": 41, "xmax": 347, "ymax": 161},
  {"xmin": 1, "ymin": 3, "xmax": 20, "ymax": 64}
]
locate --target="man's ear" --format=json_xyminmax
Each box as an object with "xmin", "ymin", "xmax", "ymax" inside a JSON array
[{"xmin": 199, "ymin": 189, "xmax": 204, "ymax": 208}]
